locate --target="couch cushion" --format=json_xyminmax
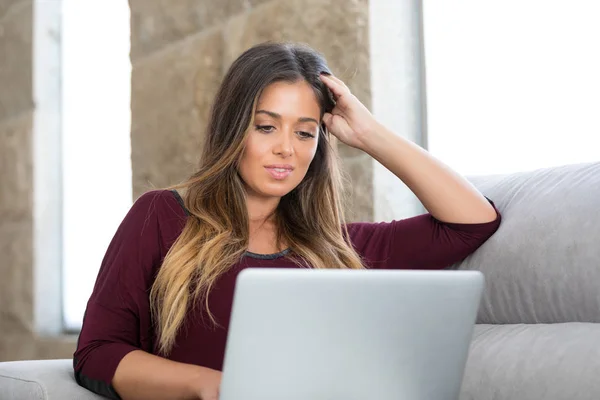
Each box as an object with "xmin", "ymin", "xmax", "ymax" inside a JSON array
[
  {"xmin": 0, "ymin": 359, "xmax": 103, "ymax": 400},
  {"xmin": 459, "ymin": 162, "xmax": 600, "ymax": 324},
  {"xmin": 461, "ymin": 323, "xmax": 600, "ymax": 400}
]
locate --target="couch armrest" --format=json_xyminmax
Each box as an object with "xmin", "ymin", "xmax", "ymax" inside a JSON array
[{"xmin": 0, "ymin": 359, "xmax": 105, "ymax": 400}]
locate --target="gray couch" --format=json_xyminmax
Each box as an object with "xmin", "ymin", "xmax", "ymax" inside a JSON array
[{"xmin": 2, "ymin": 161, "xmax": 599, "ymax": 399}]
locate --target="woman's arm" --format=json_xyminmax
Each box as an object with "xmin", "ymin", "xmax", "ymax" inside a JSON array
[
  {"xmin": 74, "ymin": 191, "xmax": 219, "ymax": 399},
  {"xmin": 112, "ymin": 350, "xmax": 221, "ymax": 400},
  {"xmin": 320, "ymin": 73, "xmax": 497, "ymax": 224},
  {"xmin": 361, "ymin": 125, "xmax": 497, "ymax": 224}
]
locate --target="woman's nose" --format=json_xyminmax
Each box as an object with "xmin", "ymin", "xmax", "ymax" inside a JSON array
[{"xmin": 273, "ymin": 131, "xmax": 294, "ymax": 157}]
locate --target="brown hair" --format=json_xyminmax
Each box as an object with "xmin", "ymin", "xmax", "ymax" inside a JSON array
[{"xmin": 150, "ymin": 42, "xmax": 364, "ymax": 356}]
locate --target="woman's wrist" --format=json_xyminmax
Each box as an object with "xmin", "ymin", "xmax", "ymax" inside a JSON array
[
  {"xmin": 186, "ymin": 365, "xmax": 222, "ymax": 400},
  {"xmin": 359, "ymin": 122, "xmax": 400, "ymax": 159},
  {"xmin": 185, "ymin": 366, "xmax": 207, "ymax": 399}
]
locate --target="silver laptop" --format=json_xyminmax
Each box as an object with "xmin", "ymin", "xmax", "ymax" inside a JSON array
[{"xmin": 220, "ymin": 268, "xmax": 483, "ymax": 400}]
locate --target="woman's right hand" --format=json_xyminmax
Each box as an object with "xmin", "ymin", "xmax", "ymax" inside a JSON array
[{"xmin": 192, "ymin": 366, "xmax": 222, "ymax": 400}]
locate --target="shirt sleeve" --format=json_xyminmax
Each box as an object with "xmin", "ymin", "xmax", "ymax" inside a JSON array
[
  {"xmin": 346, "ymin": 199, "xmax": 502, "ymax": 270},
  {"xmin": 73, "ymin": 190, "xmax": 186, "ymax": 399}
]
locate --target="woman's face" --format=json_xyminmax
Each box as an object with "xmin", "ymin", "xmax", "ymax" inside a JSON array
[{"xmin": 238, "ymin": 80, "xmax": 321, "ymax": 201}]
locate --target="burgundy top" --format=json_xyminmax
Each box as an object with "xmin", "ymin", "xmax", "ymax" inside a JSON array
[{"xmin": 73, "ymin": 190, "xmax": 501, "ymax": 398}]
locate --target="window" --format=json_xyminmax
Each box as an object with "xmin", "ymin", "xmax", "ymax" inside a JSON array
[
  {"xmin": 61, "ymin": 0, "xmax": 132, "ymax": 331},
  {"xmin": 422, "ymin": 0, "xmax": 600, "ymax": 176}
]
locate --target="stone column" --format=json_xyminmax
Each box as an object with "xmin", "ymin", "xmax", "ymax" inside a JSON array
[
  {"xmin": 0, "ymin": 0, "xmax": 73, "ymax": 361},
  {"xmin": 0, "ymin": 0, "xmax": 37, "ymax": 360},
  {"xmin": 129, "ymin": 0, "xmax": 374, "ymax": 222}
]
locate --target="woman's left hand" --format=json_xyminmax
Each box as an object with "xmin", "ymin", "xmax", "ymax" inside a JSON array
[{"xmin": 319, "ymin": 74, "xmax": 380, "ymax": 150}]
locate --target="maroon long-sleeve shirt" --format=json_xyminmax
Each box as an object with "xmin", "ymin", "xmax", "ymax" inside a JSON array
[{"xmin": 73, "ymin": 189, "xmax": 501, "ymax": 398}]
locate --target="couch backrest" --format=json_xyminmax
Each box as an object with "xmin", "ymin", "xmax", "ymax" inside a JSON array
[{"xmin": 457, "ymin": 161, "xmax": 600, "ymax": 324}]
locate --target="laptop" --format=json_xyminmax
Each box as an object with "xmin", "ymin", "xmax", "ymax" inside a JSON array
[{"xmin": 219, "ymin": 268, "xmax": 483, "ymax": 400}]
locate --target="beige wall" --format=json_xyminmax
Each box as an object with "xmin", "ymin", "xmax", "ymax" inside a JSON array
[
  {"xmin": 0, "ymin": 0, "xmax": 374, "ymax": 361},
  {"xmin": 130, "ymin": 0, "xmax": 374, "ymax": 222},
  {"xmin": 0, "ymin": 0, "xmax": 36, "ymax": 359}
]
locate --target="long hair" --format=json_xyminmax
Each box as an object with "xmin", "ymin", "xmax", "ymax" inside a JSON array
[{"xmin": 149, "ymin": 42, "xmax": 365, "ymax": 356}]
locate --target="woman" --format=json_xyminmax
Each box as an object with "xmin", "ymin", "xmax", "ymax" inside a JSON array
[{"xmin": 74, "ymin": 42, "xmax": 500, "ymax": 400}]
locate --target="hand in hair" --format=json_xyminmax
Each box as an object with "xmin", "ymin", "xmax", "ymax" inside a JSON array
[{"xmin": 320, "ymin": 74, "xmax": 380, "ymax": 150}]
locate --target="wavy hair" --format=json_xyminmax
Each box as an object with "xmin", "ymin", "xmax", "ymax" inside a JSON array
[{"xmin": 149, "ymin": 42, "xmax": 365, "ymax": 356}]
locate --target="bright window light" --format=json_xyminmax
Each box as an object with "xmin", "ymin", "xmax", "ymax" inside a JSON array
[
  {"xmin": 423, "ymin": 0, "xmax": 600, "ymax": 176},
  {"xmin": 61, "ymin": 0, "xmax": 132, "ymax": 331}
]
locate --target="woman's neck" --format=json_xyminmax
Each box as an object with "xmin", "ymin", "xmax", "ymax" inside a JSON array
[
  {"xmin": 246, "ymin": 195, "xmax": 286, "ymax": 254},
  {"xmin": 246, "ymin": 194, "xmax": 280, "ymax": 224}
]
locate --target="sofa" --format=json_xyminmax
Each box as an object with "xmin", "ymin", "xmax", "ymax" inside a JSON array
[{"xmin": 1, "ymin": 161, "xmax": 599, "ymax": 399}]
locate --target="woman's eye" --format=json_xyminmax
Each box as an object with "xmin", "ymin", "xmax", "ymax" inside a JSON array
[
  {"xmin": 256, "ymin": 125, "xmax": 275, "ymax": 133},
  {"xmin": 298, "ymin": 131, "xmax": 316, "ymax": 139}
]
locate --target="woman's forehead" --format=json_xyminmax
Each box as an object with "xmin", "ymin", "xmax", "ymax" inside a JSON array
[{"xmin": 255, "ymin": 81, "xmax": 321, "ymax": 120}]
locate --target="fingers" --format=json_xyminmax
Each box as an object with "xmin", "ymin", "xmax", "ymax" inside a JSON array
[
  {"xmin": 327, "ymin": 74, "xmax": 350, "ymax": 91},
  {"xmin": 320, "ymin": 74, "xmax": 349, "ymax": 100},
  {"xmin": 323, "ymin": 109, "xmax": 346, "ymax": 126}
]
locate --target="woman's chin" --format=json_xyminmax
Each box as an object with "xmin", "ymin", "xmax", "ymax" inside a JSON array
[{"xmin": 257, "ymin": 183, "xmax": 297, "ymax": 199}]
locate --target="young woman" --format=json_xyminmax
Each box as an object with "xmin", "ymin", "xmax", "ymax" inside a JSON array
[{"xmin": 73, "ymin": 42, "xmax": 501, "ymax": 400}]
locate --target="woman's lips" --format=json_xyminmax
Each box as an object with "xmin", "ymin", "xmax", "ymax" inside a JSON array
[{"xmin": 264, "ymin": 166, "xmax": 293, "ymax": 180}]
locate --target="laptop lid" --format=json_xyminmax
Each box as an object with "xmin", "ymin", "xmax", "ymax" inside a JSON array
[{"xmin": 220, "ymin": 268, "xmax": 483, "ymax": 400}]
